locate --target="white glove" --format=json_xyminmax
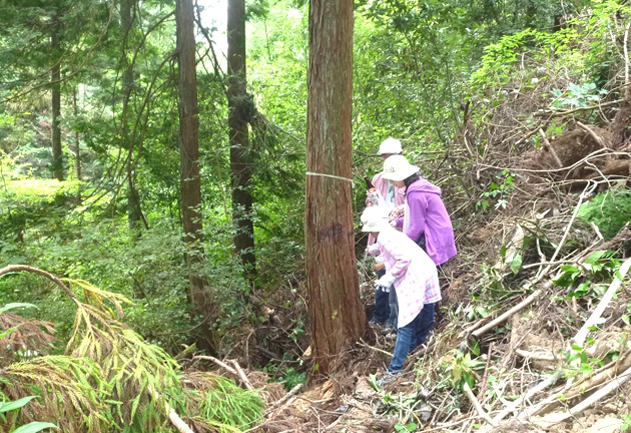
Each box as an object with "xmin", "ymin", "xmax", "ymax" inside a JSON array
[
  {"xmin": 375, "ymin": 283, "xmax": 390, "ymax": 293},
  {"xmin": 377, "ymin": 273, "xmax": 396, "ymax": 288}
]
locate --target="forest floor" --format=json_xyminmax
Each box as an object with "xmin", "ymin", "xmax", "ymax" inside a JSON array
[{"xmin": 202, "ymin": 92, "xmax": 631, "ymax": 432}]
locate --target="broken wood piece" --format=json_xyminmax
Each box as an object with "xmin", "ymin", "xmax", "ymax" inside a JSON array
[
  {"xmin": 526, "ymin": 351, "xmax": 631, "ymax": 418},
  {"xmin": 538, "ymin": 128, "xmax": 563, "ymax": 168},
  {"xmin": 230, "ymin": 359, "xmax": 253, "ymax": 390},
  {"xmin": 194, "ymin": 355, "xmax": 239, "ymax": 376},
  {"xmin": 535, "ymin": 364, "xmax": 631, "ymax": 427},
  {"xmin": 149, "ymin": 385, "xmax": 195, "ymax": 433},
  {"xmin": 491, "ymin": 371, "xmax": 562, "ymax": 425},
  {"xmin": 576, "ymin": 121, "xmax": 609, "ymax": 149},
  {"xmin": 264, "ymin": 383, "xmax": 303, "ymax": 416},
  {"xmin": 463, "ymin": 382, "xmax": 497, "ymax": 427},
  {"xmin": 572, "ymin": 257, "xmax": 631, "ymax": 348},
  {"xmin": 472, "ymin": 289, "xmax": 542, "ymax": 338},
  {"xmin": 515, "ymin": 348, "xmax": 556, "ymax": 362}
]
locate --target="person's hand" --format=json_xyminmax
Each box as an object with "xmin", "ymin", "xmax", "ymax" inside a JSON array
[
  {"xmin": 373, "ymin": 262, "xmax": 385, "ymax": 272},
  {"xmin": 376, "ymin": 273, "xmax": 396, "ymax": 288},
  {"xmin": 365, "ymin": 196, "xmax": 373, "ymax": 207},
  {"xmin": 375, "ymin": 283, "xmax": 390, "ymax": 293}
]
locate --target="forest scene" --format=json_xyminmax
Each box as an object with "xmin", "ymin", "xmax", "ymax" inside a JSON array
[{"xmin": 1, "ymin": 0, "xmax": 631, "ymax": 431}]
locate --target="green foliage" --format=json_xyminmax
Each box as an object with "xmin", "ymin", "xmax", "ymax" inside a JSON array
[
  {"xmin": 443, "ymin": 350, "xmax": 485, "ymax": 391},
  {"xmin": 195, "ymin": 375, "xmax": 264, "ymax": 431},
  {"xmin": 578, "ymin": 189, "xmax": 631, "ymax": 240},
  {"xmin": 0, "ymin": 278, "xmax": 265, "ymax": 432},
  {"xmin": 0, "ymin": 396, "xmax": 58, "ymax": 433},
  {"xmin": 551, "ymin": 82, "xmax": 608, "ymax": 108},
  {"xmin": 553, "ymin": 250, "xmax": 619, "ymax": 301}
]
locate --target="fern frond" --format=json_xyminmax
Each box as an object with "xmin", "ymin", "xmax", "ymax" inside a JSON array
[{"xmin": 0, "ymin": 355, "xmax": 110, "ymax": 433}]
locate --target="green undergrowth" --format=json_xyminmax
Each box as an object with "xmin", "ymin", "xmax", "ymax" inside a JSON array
[
  {"xmin": 578, "ymin": 188, "xmax": 631, "ymax": 240},
  {"xmin": 0, "ymin": 279, "xmax": 264, "ymax": 432}
]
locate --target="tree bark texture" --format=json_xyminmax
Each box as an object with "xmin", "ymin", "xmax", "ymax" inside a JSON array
[
  {"xmin": 227, "ymin": 0, "xmax": 256, "ymax": 285},
  {"xmin": 176, "ymin": 0, "xmax": 213, "ymax": 322},
  {"xmin": 121, "ymin": 0, "xmax": 143, "ymax": 231},
  {"xmin": 72, "ymin": 88, "xmax": 81, "ymax": 180},
  {"xmin": 51, "ymin": 12, "xmax": 63, "ymax": 181},
  {"xmin": 305, "ymin": 0, "xmax": 366, "ymax": 377}
]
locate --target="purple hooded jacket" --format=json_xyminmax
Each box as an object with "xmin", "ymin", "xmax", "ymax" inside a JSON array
[{"xmin": 396, "ymin": 178, "xmax": 457, "ymax": 266}]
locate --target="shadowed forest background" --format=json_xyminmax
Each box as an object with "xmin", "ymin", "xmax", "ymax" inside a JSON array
[{"xmin": 1, "ymin": 0, "xmax": 631, "ymax": 431}]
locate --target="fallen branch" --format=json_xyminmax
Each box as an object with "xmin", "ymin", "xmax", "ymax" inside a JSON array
[
  {"xmin": 194, "ymin": 355, "xmax": 239, "ymax": 376},
  {"xmin": 358, "ymin": 339, "xmax": 393, "ymax": 357},
  {"xmin": 463, "ymin": 382, "xmax": 497, "ymax": 427},
  {"xmin": 526, "ymin": 351, "xmax": 631, "ymax": 418},
  {"xmin": 538, "ymin": 128, "xmax": 563, "ymax": 168},
  {"xmin": 264, "ymin": 383, "xmax": 303, "ymax": 416},
  {"xmin": 576, "ymin": 121, "xmax": 608, "ymax": 149},
  {"xmin": 515, "ymin": 348, "xmax": 556, "ymax": 362},
  {"xmin": 149, "ymin": 385, "xmax": 195, "ymax": 433},
  {"xmin": 471, "ymin": 288, "xmax": 544, "ymax": 338},
  {"xmin": 533, "ymin": 99, "xmax": 623, "ymax": 118},
  {"xmin": 535, "ymin": 364, "xmax": 631, "ymax": 427},
  {"xmin": 490, "ymin": 371, "xmax": 563, "ymax": 425},
  {"xmin": 572, "ymin": 257, "xmax": 631, "ymax": 348},
  {"xmin": 230, "ymin": 359, "xmax": 253, "ymax": 390}
]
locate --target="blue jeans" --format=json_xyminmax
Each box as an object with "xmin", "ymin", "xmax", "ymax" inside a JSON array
[{"xmin": 388, "ymin": 303, "xmax": 436, "ymax": 372}]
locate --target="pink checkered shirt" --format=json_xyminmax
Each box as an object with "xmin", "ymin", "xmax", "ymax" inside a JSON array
[{"xmin": 368, "ymin": 227, "xmax": 441, "ymax": 328}]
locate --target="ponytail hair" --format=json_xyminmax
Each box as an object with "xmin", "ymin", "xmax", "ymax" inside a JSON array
[{"xmin": 404, "ymin": 173, "xmax": 419, "ymax": 195}]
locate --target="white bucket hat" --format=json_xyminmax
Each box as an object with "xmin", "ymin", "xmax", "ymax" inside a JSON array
[
  {"xmin": 360, "ymin": 207, "xmax": 390, "ymax": 233},
  {"xmin": 378, "ymin": 137, "xmax": 402, "ymax": 155},
  {"xmin": 381, "ymin": 154, "xmax": 419, "ymax": 181}
]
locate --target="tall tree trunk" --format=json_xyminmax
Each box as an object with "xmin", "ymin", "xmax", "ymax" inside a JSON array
[
  {"xmin": 72, "ymin": 88, "xmax": 81, "ymax": 180},
  {"xmin": 176, "ymin": 0, "xmax": 215, "ymax": 347},
  {"xmin": 305, "ymin": 0, "xmax": 366, "ymax": 377},
  {"xmin": 121, "ymin": 0, "xmax": 143, "ymax": 231},
  {"xmin": 227, "ymin": 0, "xmax": 256, "ymax": 286},
  {"xmin": 51, "ymin": 12, "xmax": 63, "ymax": 181}
]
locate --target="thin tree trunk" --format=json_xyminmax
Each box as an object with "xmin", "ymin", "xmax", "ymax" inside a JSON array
[
  {"xmin": 305, "ymin": 0, "xmax": 366, "ymax": 377},
  {"xmin": 228, "ymin": 0, "xmax": 256, "ymax": 287},
  {"xmin": 121, "ymin": 0, "xmax": 142, "ymax": 231},
  {"xmin": 72, "ymin": 88, "xmax": 81, "ymax": 180},
  {"xmin": 51, "ymin": 12, "xmax": 63, "ymax": 181},
  {"xmin": 176, "ymin": 0, "xmax": 214, "ymax": 345}
]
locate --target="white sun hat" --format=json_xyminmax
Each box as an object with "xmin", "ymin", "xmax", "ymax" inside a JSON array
[
  {"xmin": 360, "ymin": 207, "xmax": 391, "ymax": 233},
  {"xmin": 381, "ymin": 154, "xmax": 419, "ymax": 181},
  {"xmin": 378, "ymin": 137, "xmax": 403, "ymax": 155}
]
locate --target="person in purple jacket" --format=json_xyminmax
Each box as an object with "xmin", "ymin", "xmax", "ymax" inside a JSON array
[{"xmin": 381, "ymin": 154, "xmax": 457, "ymax": 267}]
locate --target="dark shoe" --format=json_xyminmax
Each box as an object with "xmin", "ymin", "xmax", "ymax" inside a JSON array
[
  {"xmin": 376, "ymin": 370, "xmax": 402, "ymax": 386},
  {"xmin": 380, "ymin": 325, "xmax": 396, "ymax": 336},
  {"xmin": 384, "ymin": 330, "xmax": 397, "ymax": 341}
]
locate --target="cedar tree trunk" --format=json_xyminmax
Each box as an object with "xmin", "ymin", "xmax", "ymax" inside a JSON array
[
  {"xmin": 72, "ymin": 88, "xmax": 81, "ymax": 180},
  {"xmin": 121, "ymin": 0, "xmax": 143, "ymax": 230},
  {"xmin": 51, "ymin": 13, "xmax": 63, "ymax": 181},
  {"xmin": 305, "ymin": 0, "xmax": 366, "ymax": 377},
  {"xmin": 228, "ymin": 0, "xmax": 256, "ymax": 286},
  {"xmin": 175, "ymin": 0, "xmax": 214, "ymax": 326}
]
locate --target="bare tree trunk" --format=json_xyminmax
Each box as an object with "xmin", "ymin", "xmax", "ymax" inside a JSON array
[
  {"xmin": 305, "ymin": 0, "xmax": 366, "ymax": 377},
  {"xmin": 227, "ymin": 0, "xmax": 256, "ymax": 287},
  {"xmin": 176, "ymin": 0, "xmax": 215, "ymax": 347},
  {"xmin": 72, "ymin": 88, "xmax": 81, "ymax": 180},
  {"xmin": 121, "ymin": 0, "xmax": 143, "ymax": 231},
  {"xmin": 51, "ymin": 12, "xmax": 63, "ymax": 181}
]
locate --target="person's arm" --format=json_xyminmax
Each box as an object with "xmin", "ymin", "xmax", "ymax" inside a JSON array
[
  {"xmin": 405, "ymin": 192, "xmax": 427, "ymax": 243},
  {"xmin": 379, "ymin": 233, "xmax": 412, "ymax": 280},
  {"xmin": 367, "ymin": 243, "xmax": 380, "ymax": 256}
]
